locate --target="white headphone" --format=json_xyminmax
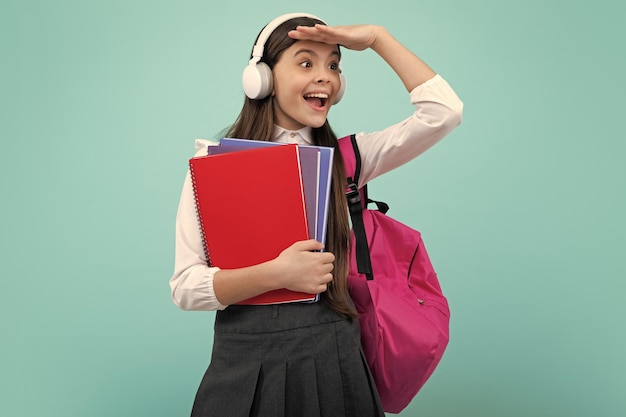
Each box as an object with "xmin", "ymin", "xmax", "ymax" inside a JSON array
[{"xmin": 242, "ymin": 12, "xmax": 346, "ymax": 104}]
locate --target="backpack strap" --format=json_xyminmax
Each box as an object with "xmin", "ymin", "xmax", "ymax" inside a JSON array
[{"xmin": 338, "ymin": 135, "xmax": 374, "ymax": 280}]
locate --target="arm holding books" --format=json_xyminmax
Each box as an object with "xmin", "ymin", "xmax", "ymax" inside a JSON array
[
  {"xmin": 170, "ymin": 143, "xmax": 334, "ymax": 310},
  {"xmin": 213, "ymin": 240, "xmax": 334, "ymax": 306}
]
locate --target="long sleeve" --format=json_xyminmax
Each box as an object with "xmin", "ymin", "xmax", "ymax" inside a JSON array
[
  {"xmin": 355, "ymin": 74, "xmax": 463, "ymax": 187},
  {"xmin": 169, "ymin": 140, "xmax": 228, "ymax": 311}
]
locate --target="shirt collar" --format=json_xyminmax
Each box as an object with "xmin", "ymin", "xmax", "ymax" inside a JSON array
[{"xmin": 273, "ymin": 125, "xmax": 313, "ymax": 145}]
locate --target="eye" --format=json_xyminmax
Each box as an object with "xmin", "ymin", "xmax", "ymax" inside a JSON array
[
  {"xmin": 299, "ymin": 61, "xmax": 312, "ymax": 68},
  {"xmin": 329, "ymin": 62, "xmax": 339, "ymax": 71}
]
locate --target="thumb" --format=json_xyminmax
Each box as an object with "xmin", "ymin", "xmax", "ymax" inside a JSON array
[{"xmin": 290, "ymin": 239, "xmax": 324, "ymax": 252}]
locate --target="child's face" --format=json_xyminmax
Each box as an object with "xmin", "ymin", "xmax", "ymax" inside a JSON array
[{"xmin": 271, "ymin": 40, "xmax": 342, "ymax": 130}]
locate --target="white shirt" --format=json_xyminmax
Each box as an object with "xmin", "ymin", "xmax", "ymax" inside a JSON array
[{"xmin": 170, "ymin": 74, "xmax": 463, "ymax": 311}]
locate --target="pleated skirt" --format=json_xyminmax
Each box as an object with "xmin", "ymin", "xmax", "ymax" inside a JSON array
[{"xmin": 190, "ymin": 301, "xmax": 384, "ymax": 417}]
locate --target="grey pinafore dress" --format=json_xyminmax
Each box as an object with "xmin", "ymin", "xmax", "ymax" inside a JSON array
[{"xmin": 190, "ymin": 300, "xmax": 384, "ymax": 417}]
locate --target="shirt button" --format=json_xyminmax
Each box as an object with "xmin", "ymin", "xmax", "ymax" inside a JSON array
[{"xmin": 290, "ymin": 132, "xmax": 296, "ymax": 138}]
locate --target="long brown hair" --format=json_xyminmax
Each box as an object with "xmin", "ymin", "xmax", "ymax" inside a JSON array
[{"xmin": 225, "ymin": 16, "xmax": 357, "ymax": 318}]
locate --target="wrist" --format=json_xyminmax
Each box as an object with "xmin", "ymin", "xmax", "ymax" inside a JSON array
[
  {"xmin": 370, "ymin": 26, "xmax": 390, "ymax": 51},
  {"xmin": 259, "ymin": 258, "xmax": 283, "ymax": 291}
]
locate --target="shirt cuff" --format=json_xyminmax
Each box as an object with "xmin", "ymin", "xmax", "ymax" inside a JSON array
[{"xmin": 206, "ymin": 267, "xmax": 228, "ymax": 310}]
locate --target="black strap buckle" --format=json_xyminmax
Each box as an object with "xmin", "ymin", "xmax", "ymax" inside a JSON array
[{"xmin": 346, "ymin": 181, "xmax": 360, "ymax": 205}]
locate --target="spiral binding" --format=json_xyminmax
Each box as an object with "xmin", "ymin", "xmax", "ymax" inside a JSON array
[{"xmin": 189, "ymin": 160, "xmax": 213, "ymax": 266}]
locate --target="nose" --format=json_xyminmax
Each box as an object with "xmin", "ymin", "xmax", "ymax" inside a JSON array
[{"xmin": 315, "ymin": 67, "xmax": 333, "ymax": 84}]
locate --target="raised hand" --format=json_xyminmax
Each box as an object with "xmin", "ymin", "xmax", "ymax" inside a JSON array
[
  {"xmin": 290, "ymin": 22, "xmax": 435, "ymax": 92},
  {"xmin": 288, "ymin": 24, "xmax": 382, "ymax": 51}
]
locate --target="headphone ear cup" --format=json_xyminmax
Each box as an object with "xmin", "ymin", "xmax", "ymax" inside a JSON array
[
  {"xmin": 333, "ymin": 72, "xmax": 347, "ymax": 104},
  {"xmin": 242, "ymin": 62, "xmax": 273, "ymax": 100}
]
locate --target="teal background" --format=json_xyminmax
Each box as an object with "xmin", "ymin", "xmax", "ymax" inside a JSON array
[{"xmin": 1, "ymin": 0, "xmax": 624, "ymax": 416}]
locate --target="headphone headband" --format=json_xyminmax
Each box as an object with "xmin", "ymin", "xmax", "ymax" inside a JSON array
[{"xmin": 242, "ymin": 12, "xmax": 346, "ymax": 103}]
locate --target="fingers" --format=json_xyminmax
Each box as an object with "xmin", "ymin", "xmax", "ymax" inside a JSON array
[
  {"xmin": 311, "ymin": 269, "xmax": 334, "ymax": 294},
  {"xmin": 310, "ymin": 257, "xmax": 334, "ymax": 293},
  {"xmin": 288, "ymin": 24, "xmax": 338, "ymax": 44}
]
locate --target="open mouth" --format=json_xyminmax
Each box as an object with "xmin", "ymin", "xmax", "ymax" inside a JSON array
[{"xmin": 303, "ymin": 93, "xmax": 329, "ymax": 109}]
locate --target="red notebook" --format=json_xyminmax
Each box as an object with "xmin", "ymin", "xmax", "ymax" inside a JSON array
[{"xmin": 189, "ymin": 144, "xmax": 317, "ymax": 305}]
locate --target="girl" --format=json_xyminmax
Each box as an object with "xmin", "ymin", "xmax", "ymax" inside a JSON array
[{"xmin": 171, "ymin": 12, "xmax": 463, "ymax": 417}]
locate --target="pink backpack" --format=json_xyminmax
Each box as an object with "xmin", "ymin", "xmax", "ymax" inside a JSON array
[{"xmin": 338, "ymin": 135, "xmax": 451, "ymax": 414}]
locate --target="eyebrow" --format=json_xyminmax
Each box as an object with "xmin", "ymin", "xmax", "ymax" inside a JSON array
[{"xmin": 293, "ymin": 48, "xmax": 340, "ymax": 59}]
